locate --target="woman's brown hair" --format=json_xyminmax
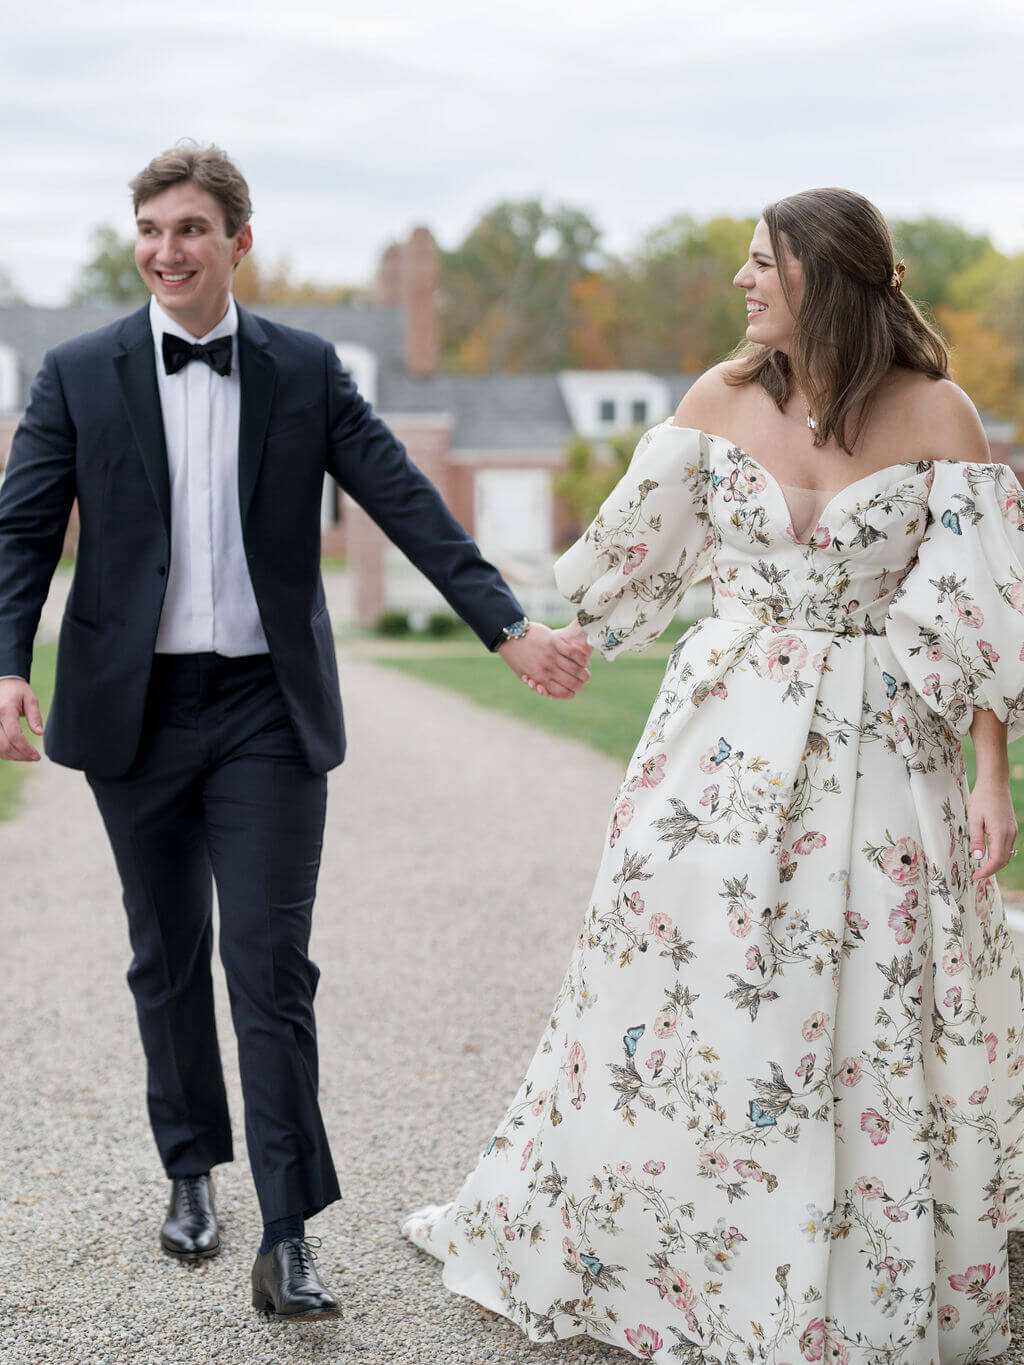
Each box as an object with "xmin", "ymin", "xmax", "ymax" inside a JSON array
[{"xmin": 727, "ymin": 188, "xmax": 949, "ymax": 453}]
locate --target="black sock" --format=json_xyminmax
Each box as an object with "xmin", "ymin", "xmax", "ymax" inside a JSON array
[{"xmin": 259, "ymin": 1214, "xmax": 304, "ymax": 1255}]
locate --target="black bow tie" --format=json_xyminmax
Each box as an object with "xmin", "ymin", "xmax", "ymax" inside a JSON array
[{"xmin": 162, "ymin": 332, "xmax": 233, "ymax": 377}]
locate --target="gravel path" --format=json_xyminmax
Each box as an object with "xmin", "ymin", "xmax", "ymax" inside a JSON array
[{"xmin": 1, "ymin": 652, "xmax": 1022, "ymax": 1364}]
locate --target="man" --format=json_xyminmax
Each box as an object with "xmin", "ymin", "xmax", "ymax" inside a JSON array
[{"xmin": 0, "ymin": 143, "xmax": 591, "ymax": 1322}]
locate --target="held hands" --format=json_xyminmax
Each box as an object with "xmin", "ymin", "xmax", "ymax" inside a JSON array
[
  {"xmin": 0, "ymin": 678, "xmax": 44, "ymax": 762},
  {"xmin": 498, "ymin": 620, "xmax": 592, "ymax": 700},
  {"xmin": 967, "ymin": 775, "xmax": 1017, "ymax": 881}
]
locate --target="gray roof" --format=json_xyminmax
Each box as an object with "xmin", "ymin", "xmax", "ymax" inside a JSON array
[{"xmin": 379, "ymin": 372, "xmax": 571, "ymax": 450}]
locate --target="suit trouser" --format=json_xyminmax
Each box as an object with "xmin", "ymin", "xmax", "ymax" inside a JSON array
[{"xmin": 86, "ymin": 652, "xmax": 340, "ymax": 1223}]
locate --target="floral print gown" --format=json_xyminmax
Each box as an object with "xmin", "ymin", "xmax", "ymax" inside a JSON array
[{"xmin": 403, "ymin": 424, "xmax": 1024, "ymax": 1363}]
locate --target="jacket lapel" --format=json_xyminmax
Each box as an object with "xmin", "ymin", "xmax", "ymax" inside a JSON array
[
  {"xmin": 236, "ymin": 305, "xmax": 277, "ymax": 524},
  {"xmin": 113, "ymin": 306, "xmax": 171, "ymax": 537}
]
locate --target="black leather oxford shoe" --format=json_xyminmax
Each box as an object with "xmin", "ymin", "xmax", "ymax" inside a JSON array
[
  {"xmin": 159, "ymin": 1174, "xmax": 221, "ymax": 1260},
  {"xmin": 251, "ymin": 1238, "xmax": 342, "ymax": 1321}
]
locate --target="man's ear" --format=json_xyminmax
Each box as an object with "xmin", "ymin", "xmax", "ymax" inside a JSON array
[{"xmin": 233, "ymin": 222, "xmax": 253, "ymax": 269}]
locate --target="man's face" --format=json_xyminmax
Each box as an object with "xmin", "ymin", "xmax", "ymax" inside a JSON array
[{"xmin": 134, "ymin": 181, "xmax": 252, "ymax": 337}]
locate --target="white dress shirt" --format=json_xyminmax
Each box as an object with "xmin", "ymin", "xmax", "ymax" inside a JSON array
[{"xmin": 150, "ymin": 296, "xmax": 268, "ymax": 656}]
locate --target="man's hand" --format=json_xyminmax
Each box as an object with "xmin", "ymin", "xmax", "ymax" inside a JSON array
[
  {"xmin": 0, "ymin": 678, "xmax": 44, "ymax": 762},
  {"xmin": 498, "ymin": 621, "xmax": 592, "ymax": 700}
]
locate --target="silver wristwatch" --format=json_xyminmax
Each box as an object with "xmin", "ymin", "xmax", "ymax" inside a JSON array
[{"xmin": 493, "ymin": 617, "xmax": 531, "ymax": 650}]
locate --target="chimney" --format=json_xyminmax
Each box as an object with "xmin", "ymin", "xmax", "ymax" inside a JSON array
[
  {"xmin": 401, "ymin": 226, "xmax": 440, "ymax": 377},
  {"xmin": 376, "ymin": 242, "xmax": 402, "ymax": 306}
]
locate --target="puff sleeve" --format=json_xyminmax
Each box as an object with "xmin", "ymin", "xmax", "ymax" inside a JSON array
[
  {"xmin": 553, "ymin": 423, "xmax": 715, "ymax": 659},
  {"xmin": 885, "ymin": 460, "xmax": 1024, "ymax": 741}
]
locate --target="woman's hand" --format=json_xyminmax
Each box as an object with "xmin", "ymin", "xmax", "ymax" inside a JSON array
[{"xmin": 967, "ymin": 775, "xmax": 1017, "ymax": 881}]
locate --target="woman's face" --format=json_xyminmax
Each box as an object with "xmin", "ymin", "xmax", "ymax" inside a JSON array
[{"xmin": 733, "ymin": 219, "xmax": 805, "ymax": 354}]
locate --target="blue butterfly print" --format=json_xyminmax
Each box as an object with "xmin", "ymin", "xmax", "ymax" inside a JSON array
[
  {"xmin": 580, "ymin": 1253, "xmax": 604, "ymax": 1276},
  {"xmin": 748, "ymin": 1100, "xmax": 777, "ymax": 1128},
  {"xmin": 712, "ymin": 737, "xmax": 732, "ymax": 766},
  {"xmin": 484, "ymin": 1136, "xmax": 498, "ymax": 1156},
  {"xmin": 710, "ymin": 471, "xmax": 726, "ymax": 491},
  {"xmin": 604, "ymin": 630, "xmax": 621, "ymax": 649},
  {"xmin": 941, "ymin": 508, "xmax": 961, "ymax": 535},
  {"xmin": 882, "ymin": 672, "xmax": 898, "ymax": 700},
  {"xmin": 623, "ymin": 1025, "xmax": 645, "ymax": 1057}
]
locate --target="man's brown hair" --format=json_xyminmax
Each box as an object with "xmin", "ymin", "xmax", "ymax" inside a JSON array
[{"xmin": 130, "ymin": 141, "xmax": 252, "ymax": 236}]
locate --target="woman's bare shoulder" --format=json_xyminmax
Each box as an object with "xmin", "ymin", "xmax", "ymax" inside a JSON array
[
  {"xmin": 914, "ymin": 377, "xmax": 989, "ymax": 464},
  {"xmin": 671, "ymin": 361, "xmax": 748, "ymax": 431}
]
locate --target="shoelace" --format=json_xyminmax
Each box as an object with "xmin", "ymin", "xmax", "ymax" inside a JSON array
[
  {"xmin": 284, "ymin": 1236, "xmax": 322, "ymax": 1277},
  {"xmin": 178, "ymin": 1176, "xmax": 206, "ymax": 1216}
]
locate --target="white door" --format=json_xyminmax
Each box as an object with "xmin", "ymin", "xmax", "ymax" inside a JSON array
[{"xmin": 473, "ymin": 469, "xmax": 552, "ymax": 566}]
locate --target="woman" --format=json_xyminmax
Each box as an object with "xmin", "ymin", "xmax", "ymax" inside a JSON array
[{"xmin": 403, "ymin": 188, "xmax": 1024, "ymax": 1362}]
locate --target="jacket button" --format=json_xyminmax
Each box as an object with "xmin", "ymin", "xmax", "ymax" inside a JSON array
[{"xmin": 157, "ymin": 565, "xmax": 166, "ymax": 577}]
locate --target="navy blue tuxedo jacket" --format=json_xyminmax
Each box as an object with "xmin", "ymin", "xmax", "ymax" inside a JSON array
[{"xmin": 0, "ymin": 304, "xmax": 521, "ymax": 777}]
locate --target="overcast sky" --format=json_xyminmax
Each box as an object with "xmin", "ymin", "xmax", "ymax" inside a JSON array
[{"xmin": 4, "ymin": 0, "xmax": 1023, "ymax": 305}]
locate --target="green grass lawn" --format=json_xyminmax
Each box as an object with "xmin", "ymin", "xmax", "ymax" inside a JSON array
[
  {"xmin": 373, "ymin": 638, "xmax": 1024, "ymax": 893},
  {"xmin": 0, "ymin": 643, "xmax": 58, "ymax": 821}
]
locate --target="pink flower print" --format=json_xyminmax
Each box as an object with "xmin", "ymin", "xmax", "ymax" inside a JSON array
[
  {"xmin": 567, "ymin": 1041, "xmax": 587, "ymax": 1109},
  {"xmin": 623, "ymin": 1325, "xmax": 664, "ymax": 1359},
  {"xmin": 799, "ymin": 1317, "xmax": 826, "ymax": 1361},
  {"xmin": 621, "ymin": 543, "xmax": 648, "ymax": 575},
  {"xmin": 699, "ymin": 783, "xmax": 719, "ymax": 807},
  {"xmin": 793, "ymin": 830, "xmax": 826, "ymax": 855},
  {"xmin": 888, "ymin": 905, "xmax": 917, "ymax": 944},
  {"xmin": 845, "ymin": 909, "xmax": 868, "ymax": 933},
  {"xmin": 562, "ymin": 1236, "xmax": 579, "ymax": 1264},
  {"xmin": 948, "ymin": 1263, "xmax": 996, "ymax": 1298},
  {"xmin": 986, "ymin": 1290, "xmax": 1009, "ymax": 1315},
  {"xmin": 926, "ymin": 641, "xmax": 944, "ymax": 662},
  {"xmin": 493, "ymin": 1196, "xmax": 509, "ymax": 1219},
  {"xmin": 698, "ymin": 1150, "xmax": 729, "ymax": 1176},
  {"xmin": 503, "ymin": 1223, "xmax": 517, "ymax": 1241},
  {"xmin": 762, "ymin": 634, "xmax": 809, "ymax": 681},
  {"xmin": 530, "ymin": 1090, "xmax": 548, "ymax": 1116},
  {"xmin": 956, "ymin": 597, "xmax": 983, "ymax": 627},
  {"xmin": 811, "ymin": 646, "xmax": 829, "ymax": 674},
  {"xmin": 626, "ymin": 891, "xmax": 645, "ymax": 916},
  {"xmin": 645, "ymin": 1049, "xmax": 665, "ymax": 1073},
  {"xmin": 778, "ymin": 848, "xmax": 793, "ymax": 867},
  {"xmin": 950, "ymin": 860, "xmax": 961, "ymax": 890},
  {"xmin": 986, "ymin": 1032, "xmax": 998, "ymax": 1064},
  {"xmin": 943, "ymin": 986, "xmax": 962, "ymax": 1010},
  {"xmin": 937, "ymin": 1304, "xmax": 959, "ymax": 1329},
  {"xmin": 802, "ymin": 1011, "xmax": 829, "ymax": 1041},
  {"xmin": 837, "ymin": 1057, "xmax": 863, "ymax": 1087},
  {"xmin": 653, "ymin": 1010, "xmax": 677, "ymax": 1038},
  {"xmin": 1009, "ymin": 582, "xmax": 1024, "ymax": 613},
  {"xmin": 638, "ymin": 752, "xmax": 667, "ymax": 787},
  {"xmin": 733, "ymin": 1159, "xmax": 765, "ymax": 1182},
  {"xmin": 608, "ymin": 797, "xmax": 634, "ymax": 847},
  {"xmin": 745, "ymin": 945, "xmax": 763, "ymax": 971},
  {"xmin": 616, "ymin": 1161, "xmax": 632, "ymax": 1176},
  {"xmin": 922, "ymin": 671, "xmax": 940, "ymax": 697},
  {"xmin": 860, "ymin": 1108, "xmax": 890, "ymax": 1145},
  {"xmin": 1006, "ymin": 491, "xmax": 1024, "ymax": 528},
  {"xmin": 969, "ymin": 1086, "xmax": 989, "ymax": 1105},
  {"xmin": 796, "ymin": 1052, "xmax": 816, "ymax": 1079},
  {"xmin": 699, "ymin": 746, "xmax": 724, "ymax": 774},
  {"xmin": 883, "ymin": 1203, "xmax": 909, "ymax": 1222},
  {"xmin": 643, "ymin": 1159, "xmax": 666, "ymax": 1176},
  {"xmin": 943, "ymin": 948, "xmax": 965, "ymax": 975},
  {"xmin": 728, "ymin": 907, "xmax": 753, "ymax": 938},
  {"xmin": 855, "ymin": 1175, "xmax": 887, "ymax": 1200},
  {"xmin": 880, "ymin": 837, "xmax": 922, "ymax": 886},
  {"xmin": 1009, "ymin": 1055, "xmax": 1024, "ymax": 1076},
  {"xmin": 894, "ymin": 716, "xmax": 910, "ymax": 742},
  {"xmin": 825, "ymin": 1338, "xmax": 851, "ymax": 1363},
  {"xmin": 710, "ymin": 680, "xmax": 728, "ymax": 699},
  {"xmin": 978, "ymin": 638, "xmax": 1000, "ymax": 664},
  {"xmin": 649, "ymin": 911, "xmax": 674, "ymax": 941},
  {"xmin": 649, "ymin": 1265, "xmax": 695, "ymax": 1310},
  {"xmin": 808, "ymin": 525, "xmax": 832, "ymax": 549},
  {"xmin": 561, "ymin": 1204, "xmax": 570, "ymax": 1228},
  {"xmin": 520, "ymin": 1140, "xmax": 534, "ymax": 1171}
]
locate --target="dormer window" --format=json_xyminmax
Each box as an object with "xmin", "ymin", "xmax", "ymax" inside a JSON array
[
  {"xmin": 599, "ymin": 399, "xmax": 616, "ymax": 424},
  {"xmin": 631, "ymin": 399, "xmax": 647, "ymax": 424}
]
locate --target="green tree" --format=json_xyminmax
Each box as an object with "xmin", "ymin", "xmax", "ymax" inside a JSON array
[
  {"xmin": 554, "ymin": 428, "xmax": 641, "ymax": 533},
  {"xmin": 440, "ymin": 200, "xmax": 604, "ymax": 371},
  {"xmin": 71, "ymin": 226, "xmax": 148, "ymax": 303},
  {"xmin": 889, "ymin": 217, "xmax": 993, "ymax": 311}
]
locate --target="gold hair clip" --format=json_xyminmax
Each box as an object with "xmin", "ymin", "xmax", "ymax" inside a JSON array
[{"xmin": 889, "ymin": 259, "xmax": 906, "ymax": 292}]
